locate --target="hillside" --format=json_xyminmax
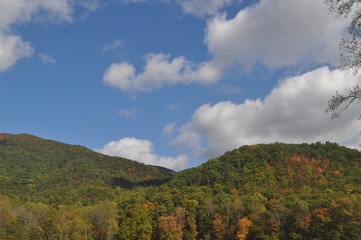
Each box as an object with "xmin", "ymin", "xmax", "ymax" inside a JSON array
[
  {"xmin": 162, "ymin": 142, "xmax": 361, "ymax": 239},
  {"xmin": 0, "ymin": 133, "xmax": 174, "ymax": 204},
  {"xmin": 170, "ymin": 142, "xmax": 361, "ymax": 193},
  {"xmin": 0, "ymin": 139, "xmax": 360, "ymax": 239}
]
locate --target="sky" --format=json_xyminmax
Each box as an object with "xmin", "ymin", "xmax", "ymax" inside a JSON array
[{"xmin": 0, "ymin": 0, "xmax": 360, "ymax": 170}]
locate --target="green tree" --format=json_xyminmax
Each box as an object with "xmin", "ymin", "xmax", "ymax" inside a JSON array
[{"xmin": 120, "ymin": 203, "xmax": 152, "ymax": 240}]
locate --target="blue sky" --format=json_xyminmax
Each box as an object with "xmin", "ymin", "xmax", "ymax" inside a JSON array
[{"xmin": 1, "ymin": 0, "xmax": 360, "ymax": 170}]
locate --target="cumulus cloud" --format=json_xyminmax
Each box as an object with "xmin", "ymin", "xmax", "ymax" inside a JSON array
[
  {"xmin": 103, "ymin": 53, "xmax": 221, "ymax": 92},
  {"xmin": 0, "ymin": 35, "xmax": 34, "ymax": 71},
  {"xmin": 0, "ymin": 0, "xmax": 72, "ymax": 30},
  {"xmin": 104, "ymin": 0, "xmax": 349, "ymax": 93},
  {"xmin": 205, "ymin": 0, "xmax": 348, "ymax": 70},
  {"xmin": 96, "ymin": 137, "xmax": 188, "ymax": 170},
  {"xmin": 0, "ymin": 0, "xmax": 74, "ymax": 72},
  {"xmin": 170, "ymin": 67, "xmax": 361, "ymax": 159}
]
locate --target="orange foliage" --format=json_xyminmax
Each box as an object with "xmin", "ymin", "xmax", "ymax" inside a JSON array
[
  {"xmin": 212, "ymin": 213, "xmax": 226, "ymax": 239},
  {"xmin": 298, "ymin": 214, "xmax": 312, "ymax": 229},
  {"xmin": 315, "ymin": 208, "xmax": 331, "ymax": 221},
  {"xmin": 158, "ymin": 215, "xmax": 183, "ymax": 240},
  {"xmin": 236, "ymin": 217, "xmax": 252, "ymax": 240}
]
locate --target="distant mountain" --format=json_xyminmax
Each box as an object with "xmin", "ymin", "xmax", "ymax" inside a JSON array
[{"xmin": 0, "ymin": 133, "xmax": 174, "ymax": 204}]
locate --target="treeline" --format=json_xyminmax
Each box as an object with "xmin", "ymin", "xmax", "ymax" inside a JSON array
[
  {"xmin": 1, "ymin": 184, "xmax": 360, "ymax": 239},
  {"xmin": 1, "ymin": 140, "xmax": 361, "ymax": 239}
]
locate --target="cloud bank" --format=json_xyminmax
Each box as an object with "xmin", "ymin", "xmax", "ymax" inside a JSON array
[
  {"xmin": 205, "ymin": 0, "xmax": 347, "ymax": 70},
  {"xmin": 96, "ymin": 137, "xmax": 188, "ymax": 170},
  {"xmin": 170, "ymin": 67, "xmax": 361, "ymax": 159}
]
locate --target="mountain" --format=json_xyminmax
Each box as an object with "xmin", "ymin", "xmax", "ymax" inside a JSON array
[
  {"xmin": 169, "ymin": 142, "xmax": 361, "ymax": 192},
  {"xmin": 0, "ymin": 136, "xmax": 360, "ymax": 239},
  {"xmin": 0, "ymin": 133, "xmax": 174, "ymax": 204},
  {"xmin": 163, "ymin": 142, "xmax": 361, "ymax": 239}
]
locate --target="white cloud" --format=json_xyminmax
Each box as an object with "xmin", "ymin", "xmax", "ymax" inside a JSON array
[
  {"xmin": 103, "ymin": 39, "xmax": 124, "ymax": 53},
  {"xmin": 39, "ymin": 53, "xmax": 56, "ymax": 63},
  {"xmin": 118, "ymin": 108, "xmax": 137, "ymax": 118},
  {"xmin": 0, "ymin": 0, "xmax": 74, "ymax": 72},
  {"xmin": 205, "ymin": 0, "xmax": 348, "ymax": 70},
  {"xmin": 170, "ymin": 67, "xmax": 361, "ymax": 159},
  {"xmin": 0, "ymin": 0, "xmax": 72, "ymax": 29},
  {"xmin": 104, "ymin": 0, "xmax": 349, "ymax": 93},
  {"xmin": 0, "ymin": 35, "xmax": 34, "ymax": 71},
  {"xmin": 103, "ymin": 53, "xmax": 221, "ymax": 92},
  {"xmin": 96, "ymin": 137, "xmax": 188, "ymax": 170},
  {"xmin": 179, "ymin": 0, "xmax": 233, "ymax": 17}
]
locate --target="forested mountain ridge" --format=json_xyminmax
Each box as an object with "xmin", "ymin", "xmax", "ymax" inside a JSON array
[
  {"xmin": 162, "ymin": 142, "xmax": 361, "ymax": 239},
  {"xmin": 170, "ymin": 142, "xmax": 361, "ymax": 192},
  {"xmin": 0, "ymin": 133, "xmax": 174, "ymax": 204},
  {"xmin": 0, "ymin": 135, "xmax": 360, "ymax": 239}
]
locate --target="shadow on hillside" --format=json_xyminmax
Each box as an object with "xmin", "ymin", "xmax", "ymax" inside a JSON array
[{"xmin": 112, "ymin": 177, "xmax": 172, "ymax": 189}]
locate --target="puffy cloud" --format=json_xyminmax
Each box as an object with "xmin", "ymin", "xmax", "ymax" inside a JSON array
[
  {"xmin": 103, "ymin": 53, "xmax": 221, "ymax": 92},
  {"xmin": 171, "ymin": 67, "xmax": 361, "ymax": 159},
  {"xmin": 0, "ymin": 0, "xmax": 72, "ymax": 29},
  {"xmin": 0, "ymin": 0, "xmax": 74, "ymax": 72},
  {"xmin": 96, "ymin": 137, "xmax": 188, "ymax": 170},
  {"xmin": 0, "ymin": 35, "xmax": 33, "ymax": 71},
  {"xmin": 178, "ymin": 0, "xmax": 233, "ymax": 17},
  {"xmin": 0, "ymin": 0, "xmax": 103, "ymax": 72},
  {"xmin": 205, "ymin": 0, "xmax": 348, "ymax": 70},
  {"xmin": 104, "ymin": 0, "xmax": 349, "ymax": 93}
]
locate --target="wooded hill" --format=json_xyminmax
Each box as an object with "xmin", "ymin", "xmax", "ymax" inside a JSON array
[
  {"xmin": 0, "ymin": 134, "xmax": 360, "ymax": 239},
  {"xmin": 0, "ymin": 133, "xmax": 174, "ymax": 205}
]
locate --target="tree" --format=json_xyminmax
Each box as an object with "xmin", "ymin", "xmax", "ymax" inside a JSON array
[
  {"xmin": 158, "ymin": 215, "xmax": 183, "ymax": 240},
  {"xmin": 236, "ymin": 218, "xmax": 252, "ymax": 240},
  {"xmin": 324, "ymin": 1, "xmax": 361, "ymax": 118},
  {"xmin": 120, "ymin": 203, "xmax": 153, "ymax": 240}
]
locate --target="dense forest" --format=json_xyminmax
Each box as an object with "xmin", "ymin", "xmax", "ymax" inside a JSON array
[{"xmin": 0, "ymin": 134, "xmax": 360, "ymax": 239}]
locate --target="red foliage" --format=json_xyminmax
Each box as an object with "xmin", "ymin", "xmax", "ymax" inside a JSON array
[
  {"xmin": 158, "ymin": 215, "xmax": 183, "ymax": 240},
  {"xmin": 299, "ymin": 214, "xmax": 312, "ymax": 229},
  {"xmin": 315, "ymin": 208, "xmax": 331, "ymax": 221},
  {"xmin": 212, "ymin": 213, "xmax": 226, "ymax": 239},
  {"xmin": 268, "ymin": 218, "xmax": 280, "ymax": 236},
  {"xmin": 286, "ymin": 154, "xmax": 335, "ymax": 185}
]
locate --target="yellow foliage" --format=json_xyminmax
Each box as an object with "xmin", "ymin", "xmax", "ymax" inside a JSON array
[{"xmin": 236, "ymin": 217, "xmax": 252, "ymax": 240}]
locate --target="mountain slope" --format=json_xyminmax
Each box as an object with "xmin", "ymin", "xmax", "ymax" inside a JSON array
[
  {"xmin": 162, "ymin": 142, "xmax": 361, "ymax": 239},
  {"xmin": 0, "ymin": 133, "xmax": 174, "ymax": 204},
  {"xmin": 170, "ymin": 142, "xmax": 361, "ymax": 195}
]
